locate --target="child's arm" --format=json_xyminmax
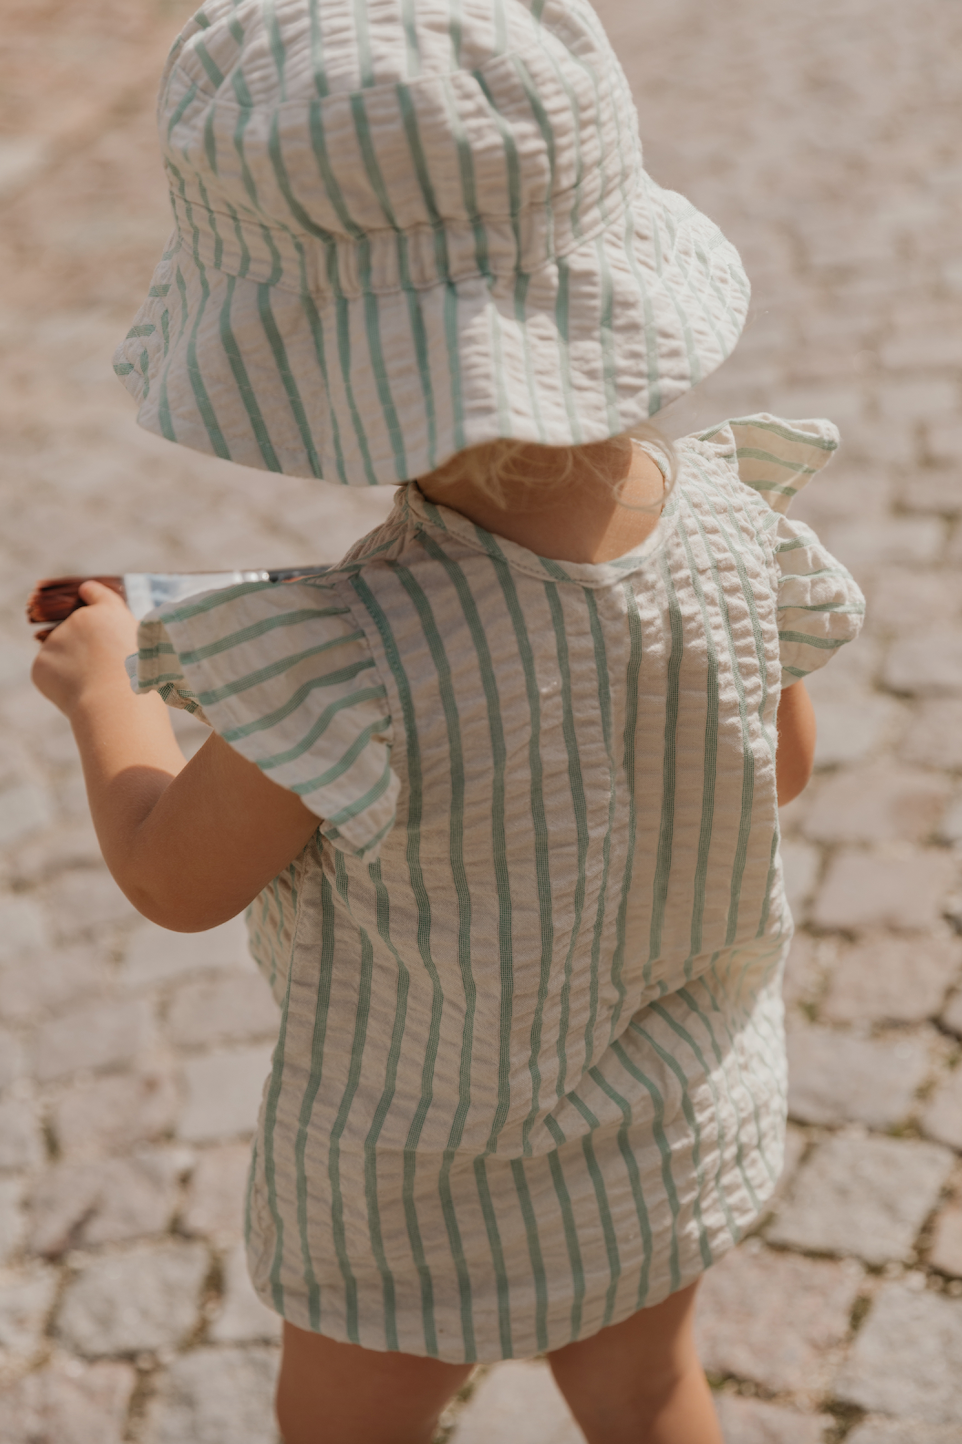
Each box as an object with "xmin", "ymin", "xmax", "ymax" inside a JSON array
[
  {"xmin": 775, "ymin": 680, "xmax": 816, "ymax": 807},
  {"xmin": 32, "ymin": 581, "xmax": 320, "ymax": 932}
]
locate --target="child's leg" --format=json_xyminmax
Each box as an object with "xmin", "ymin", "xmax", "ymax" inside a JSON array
[
  {"xmin": 547, "ymin": 1280, "xmax": 723, "ymax": 1444},
  {"xmin": 275, "ymin": 1321, "xmax": 473, "ymax": 1444}
]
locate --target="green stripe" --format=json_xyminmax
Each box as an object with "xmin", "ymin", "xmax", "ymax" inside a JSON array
[
  {"xmin": 567, "ymin": 1096, "xmax": 621, "ymax": 1327},
  {"xmin": 307, "ymin": 0, "xmax": 330, "ymax": 97},
  {"xmin": 474, "ymin": 1158, "xmax": 513, "ymax": 1357},
  {"xmin": 263, "ymin": 0, "xmax": 288, "ymax": 100},
  {"xmin": 670, "ymin": 987, "xmax": 765, "ymax": 1207},
  {"xmin": 262, "ymin": 926, "xmax": 298, "ymax": 1313},
  {"xmin": 778, "ymin": 630, "xmax": 848, "ymax": 650},
  {"xmin": 219, "ymin": 660, "xmax": 377, "ymax": 741},
  {"xmin": 179, "ymin": 605, "xmax": 343, "ymax": 666},
  {"xmin": 364, "ymin": 861, "xmax": 412, "ymax": 1352},
  {"xmin": 328, "ymin": 854, "xmax": 374, "ymax": 1344},
  {"xmin": 677, "ymin": 530, "xmax": 719, "ymax": 974},
  {"xmin": 545, "ymin": 1133, "xmax": 586, "ymax": 1339},
  {"xmin": 544, "ymin": 584, "xmax": 589, "ymax": 1103},
  {"xmin": 166, "ymin": 163, "xmax": 231, "ymax": 459},
  {"xmin": 587, "ymin": 1068, "xmax": 654, "ymax": 1308},
  {"xmin": 482, "ymin": 541, "xmax": 552, "ymax": 1150},
  {"xmin": 510, "ymin": 1159, "xmax": 548, "ymax": 1351},
  {"xmin": 257, "ymin": 281, "xmax": 322, "ymax": 476},
  {"xmin": 647, "ymin": 555, "xmax": 684, "ymax": 973},
  {"xmin": 349, "ymin": 575, "xmax": 443, "ymax": 1357},
  {"xmin": 441, "ymin": 75, "xmax": 491, "ymax": 281},
  {"xmin": 194, "ymin": 39, "xmax": 225, "ymax": 89},
  {"xmin": 583, "ymin": 592, "xmax": 615, "ymax": 1068},
  {"xmin": 417, "ymin": 535, "xmax": 513, "ymax": 1158},
  {"xmin": 611, "ymin": 1039, "xmax": 682, "ymax": 1291},
  {"xmin": 608, "ymin": 583, "xmax": 643, "ymax": 1035},
  {"xmin": 194, "ymin": 640, "xmax": 373, "ymax": 708},
  {"xmin": 631, "ymin": 1023, "xmax": 714, "ymax": 1268},
  {"xmin": 554, "ymin": 256, "xmax": 582, "ymax": 443},
  {"xmin": 251, "ymin": 686, "xmax": 386, "ymax": 769},
  {"xmin": 400, "ymin": 0, "xmax": 421, "ymax": 75},
  {"xmin": 286, "ymin": 714, "xmax": 391, "ymax": 798},
  {"xmin": 650, "ymin": 1002, "xmax": 745, "ymax": 1234},
  {"xmin": 218, "ymin": 274, "xmax": 284, "ymax": 467},
  {"xmin": 295, "ymin": 861, "xmax": 336, "ymax": 1329}
]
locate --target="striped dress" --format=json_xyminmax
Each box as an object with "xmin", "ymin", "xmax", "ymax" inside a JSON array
[{"xmin": 135, "ymin": 414, "xmax": 864, "ymax": 1362}]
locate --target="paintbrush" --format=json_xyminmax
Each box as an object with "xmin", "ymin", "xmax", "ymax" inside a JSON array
[{"xmin": 27, "ymin": 568, "xmax": 325, "ymax": 639}]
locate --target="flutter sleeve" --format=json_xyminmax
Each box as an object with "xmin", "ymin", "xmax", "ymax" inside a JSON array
[
  {"xmin": 130, "ymin": 576, "xmax": 398, "ymax": 859},
  {"xmin": 696, "ymin": 413, "xmax": 866, "ymax": 685}
]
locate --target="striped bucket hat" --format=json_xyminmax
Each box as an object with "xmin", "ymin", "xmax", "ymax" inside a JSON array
[{"xmin": 114, "ymin": 0, "xmax": 751, "ymax": 486}]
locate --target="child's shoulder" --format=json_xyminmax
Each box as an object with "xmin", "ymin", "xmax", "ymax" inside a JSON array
[{"xmin": 675, "ymin": 413, "xmax": 841, "ymax": 518}]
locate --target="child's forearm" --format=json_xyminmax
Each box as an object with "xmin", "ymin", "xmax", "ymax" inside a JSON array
[
  {"xmin": 68, "ymin": 680, "xmax": 187, "ymax": 893},
  {"xmin": 776, "ymin": 680, "xmax": 816, "ymax": 806}
]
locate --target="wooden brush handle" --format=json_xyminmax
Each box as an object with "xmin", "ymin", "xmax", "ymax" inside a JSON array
[{"xmin": 27, "ymin": 576, "xmax": 125, "ymax": 626}]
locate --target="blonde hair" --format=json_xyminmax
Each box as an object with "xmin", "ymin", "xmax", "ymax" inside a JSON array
[{"xmin": 419, "ymin": 423, "xmax": 676, "ymax": 512}]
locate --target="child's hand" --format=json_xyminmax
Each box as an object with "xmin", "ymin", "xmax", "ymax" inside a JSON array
[{"xmin": 31, "ymin": 580, "xmax": 139, "ymax": 718}]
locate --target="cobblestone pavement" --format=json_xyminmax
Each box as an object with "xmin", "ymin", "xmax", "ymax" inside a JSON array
[{"xmin": 0, "ymin": 0, "xmax": 961, "ymax": 1439}]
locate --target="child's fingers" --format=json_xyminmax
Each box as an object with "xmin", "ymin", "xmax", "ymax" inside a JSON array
[{"xmin": 77, "ymin": 578, "xmax": 129, "ymax": 609}]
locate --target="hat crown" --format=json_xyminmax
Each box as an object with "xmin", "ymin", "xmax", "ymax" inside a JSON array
[{"xmin": 161, "ymin": 0, "xmax": 642, "ymax": 291}]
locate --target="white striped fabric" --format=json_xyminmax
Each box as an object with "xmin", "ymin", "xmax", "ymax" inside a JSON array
[
  {"xmin": 133, "ymin": 414, "xmax": 863, "ymax": 1362},
  {"xmin": 113, "ymin": 0, "xmax": 750, "ymax": 484}
]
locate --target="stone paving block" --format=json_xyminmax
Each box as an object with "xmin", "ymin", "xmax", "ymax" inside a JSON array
[
  {"xmin": 848, "ymin": 1420, "xmax": 962, "ymax": 1444},
  {"xmin": 835, "ymin": 1282, "xmax": 962, "ymax": 1423},
  {"xmin": 56, "ymin": 1240, "xmax": 209, "ymax": 1356},
  {"xmin": 45, "ymin": 868, "xmax": 137, "ymax": 940},
  {"xmin": 28, "ymin": 1149, "xmax": 189, "ymax": 1258},
  {"xmin": 122, "ymin": 916, "xmax": 253, "ymax": 989},
  {"xmin": 786, "ymin": 1023, "xmax": 930, "ymax": 1128},
  {"xmin": 0, "ymin": 1263, "xmax": 58, "ymax": 1363},
  {"xmin": 714, "ymin": 1394, "xmax": 832, "ymax": 1444},
  {"xmin": 767, "ymin": 1133, "xmax": 954, "ymax": 1265},
  {"xmin": 940, "ymin": 795, "xmax": 962, "ymax": 844},
  {"xmin": 31, "ymin": 995, "xmax": 154, "ymax": 1082},
  {"xmin": 209, "ymin": 1243, "xmax": 280, "ymax": 1344},
  {"xmin": 900, "ymin": 702, "xmax": 962, "ymax": 770},
  {"xmin": 694, "ymin": 1243, "xmax": 861, "ymax": 1395},
  {"xmin": 0, "ymin": 943, "xmax": 103, "ymax": 1023},
  {"xmin": 812, "ymin": 849, "xmax": 957, "ymax": 932},
  {"xmin": 822, "ymin": 517, "xmax": 944, "ymax": 569},
  {"xmin": 143, "ymin": 1345, "xmax": 280, "ymax": 1444},
  {"xmin": 801, "ymin": 763, "xmax": 949, "ymax": 844},
  {"xmin": 867, "ymin": 568, "xmax": 962, "ymax": 635},
  {"xmin": 782, "ymin": 933, "xmax": 821, "ymax": 1009},
  {"xmin": 0, "ymin": 1355, "xmax": 135, "ymax": 1444},
  {"xmin": 0, "ymin": 896, "xmax": 47, "ymax": 965},
  {"xmin": 449, "ymin": 1361, "xmax": 585, "ymax": 1444},
  {"xmin": 177, "ymin": 1045, "xmax": 273, "ymax": 1144},
  {"xmin": 780, "ymin": 842, "xmax": 819, "ymax": 918},
  {"xmin": 811, "ymin": 697, "xmax": 898, "ymax": 768},
  {"xmin": 53, "ymin": 1066, "xmax": 180, "ymax": 1158},
  {"xmin": 183, "ymin": 1143, "xmax": 252, "ymax": 1242},
  {"xmin": 822, "ymin": 934, "xmax": 960, "ymax": 1024},
  {"xmin": 0, "ymin": 1177, "xmax": 25, "ymax": 1264},
  {"xmin": 928, "ymin": 1203, "xmax": 962, "ymax": 1277},
  {"xmin": 939, "ymin": 989, "xmax": 962, "ymax": 1037},
  {"xmin": 885, "ymin": 629, "xmax": 962, "ymax": 696},
  {"xmin": 0, "ymin": 1096, "xmax": 42, "ymax": 1172},
  {"xmin": 0, "ymin": 783, "xmax": 52, "ymax": 850},
  {"xmin": 920, "ymin": 1067, "xmax": 962, "ymax": 1151},
  {"xmin": 166, "ymin": 973, "xmax": 277, "ymax": 1050},
  {"xmin": 899, "ymin": 471, "xmax": 962, "ymax": 518},
  {"xmin": 0, "ymin": 1025, "xmax": 24, "ymax": 1092}
]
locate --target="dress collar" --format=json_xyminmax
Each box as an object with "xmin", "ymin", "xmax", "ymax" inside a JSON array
[{"xmin": 399, "ymin": 478, "xmax": 669, "ymax": 589}]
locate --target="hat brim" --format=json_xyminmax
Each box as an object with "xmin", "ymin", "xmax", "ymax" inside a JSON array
[{"xmin": 114, "ymin": 176, "xmax": 749, "ymax": 486}]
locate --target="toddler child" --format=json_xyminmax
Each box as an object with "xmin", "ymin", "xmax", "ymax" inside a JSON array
[{"xmin": 33, "ymin": 1, "xmax": 863, "ymax": 1440}]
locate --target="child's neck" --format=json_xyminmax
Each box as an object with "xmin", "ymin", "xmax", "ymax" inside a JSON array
[{"xmin": 417, "ymin": 444, "xmax": 666, "ymax": 564}]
